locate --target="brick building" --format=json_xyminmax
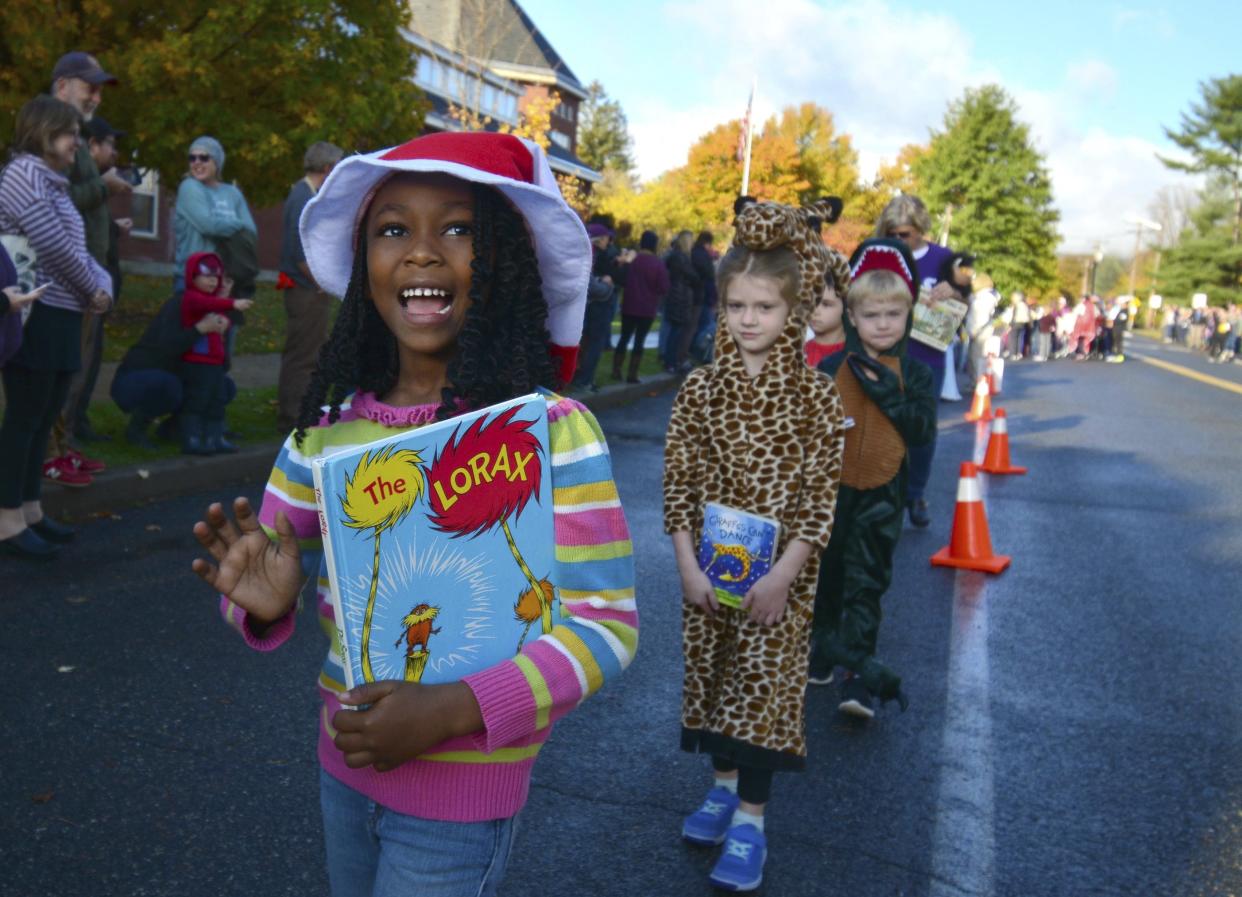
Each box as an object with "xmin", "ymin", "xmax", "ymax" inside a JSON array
[{"xmin": 114, "ymin": 0, "xmax": 599, "ymax": 277}]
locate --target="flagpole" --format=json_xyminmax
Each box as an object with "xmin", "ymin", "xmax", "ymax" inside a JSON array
[{"xmin": 741, "ymin": 78, "xmax": 756, "ymax": 195}]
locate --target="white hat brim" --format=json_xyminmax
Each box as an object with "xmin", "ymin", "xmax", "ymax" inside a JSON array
[{"xmin": 300, "ymin": 139, "xmax": 589, "ymax": 348}]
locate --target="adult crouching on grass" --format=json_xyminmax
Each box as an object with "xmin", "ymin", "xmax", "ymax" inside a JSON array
[{"xmin": 0, "ymin": 97, "xmax": 113, "ymax": 559}]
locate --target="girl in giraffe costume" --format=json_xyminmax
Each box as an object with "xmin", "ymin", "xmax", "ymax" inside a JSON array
[{"xmin": 664, "ymin": 195, "xmax": 848, "ymax": 891}]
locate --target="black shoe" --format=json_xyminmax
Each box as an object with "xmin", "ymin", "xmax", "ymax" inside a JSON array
[
  {"xmin": 0, "ymin": 528, "xmax": 60, "ymax": 560},
  {"xmin": 907, "ymin": 499, "xmax": 930, "ymax": 528},
  {"xmin": 30, "ymin": 517, "xmax": 76, "ymax": 543},
  {"xmin": 838, "ymin": 677, "xmax": 875, "ymax": 720}
]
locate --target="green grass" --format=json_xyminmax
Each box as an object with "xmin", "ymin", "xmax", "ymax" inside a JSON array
[
  {"xmin": 78, "ymin": 386, "xmax": 282, "ymax": 468},
  {"xmin": 103, "ymin": 275, "xmax": 293, "ymax": 362}
]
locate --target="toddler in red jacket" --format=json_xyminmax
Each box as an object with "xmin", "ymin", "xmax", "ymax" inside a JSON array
[{"xmin": 179, "ymin": 251, "xmax": 252, "ymax": 455}]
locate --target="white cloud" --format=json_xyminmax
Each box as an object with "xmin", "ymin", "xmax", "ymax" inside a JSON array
[{"xmin": 623, "ymin": 0, "xmax": 1196, "ymax": 254}]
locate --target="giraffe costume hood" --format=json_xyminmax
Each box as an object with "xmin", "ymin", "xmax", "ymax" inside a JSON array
[{"xmin": 664, "ymin": 196, "xmax": 848, "ymax": 769}]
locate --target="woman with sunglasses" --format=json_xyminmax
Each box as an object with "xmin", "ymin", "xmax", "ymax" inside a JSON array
[
  {"xmin": 172, "ymin": 136, "xmax": 256, "ymax": 295},
  {"xmin": 873, "ymin": 194, "xmax": 958, "ymax": 530}
]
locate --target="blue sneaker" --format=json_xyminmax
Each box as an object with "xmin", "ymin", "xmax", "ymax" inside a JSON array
[
  {"xmin": 709, "ymin": 823, "xmax": 767, "ymax": 891},
  {"xmin": 681, "ymin": 786, "xmax": 740, "ymax": 845}
]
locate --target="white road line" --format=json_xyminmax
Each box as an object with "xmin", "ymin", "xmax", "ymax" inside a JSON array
[{"xmin": 928, "ymin": 425, "xmax": 997, "ymax": 897}]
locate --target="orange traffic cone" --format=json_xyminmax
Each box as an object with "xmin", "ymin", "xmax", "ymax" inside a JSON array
[
  {"xmin": 979, "ymin": 409, "xmax": 1027, "ymax": 475},
  {"xmin": 964, "ymin": 376, "xmax": 993, "ymax": 422},
  {"xmin": 930, "ymin": 462, "xmax": 1011, "ymax": 574}
]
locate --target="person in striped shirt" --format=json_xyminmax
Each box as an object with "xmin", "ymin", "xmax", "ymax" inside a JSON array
[{"xmin": 190, "ymin": 132, "xmax": 637, "ymax": 897}]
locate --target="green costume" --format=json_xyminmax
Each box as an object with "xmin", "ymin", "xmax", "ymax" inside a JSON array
[{"xmin": 810, "ymin": 238, "xmax": 936, "ymax": 708}]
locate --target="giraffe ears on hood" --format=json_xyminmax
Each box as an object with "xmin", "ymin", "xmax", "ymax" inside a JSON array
[
  {"xmin": 734, "ymin": 195, "xmax": 757, "ymax": 216},
  {"xmin": 806, "ymin": 196, "xmax": 843, "ymax": 229}
]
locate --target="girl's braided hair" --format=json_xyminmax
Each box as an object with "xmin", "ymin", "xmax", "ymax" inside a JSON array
[{"xmin": 292, "ymin": 182, "xmax": 558, "ymax": 446}]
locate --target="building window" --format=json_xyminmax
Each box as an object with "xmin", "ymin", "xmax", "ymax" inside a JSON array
[
  {"xmin": 555, "ymin": 101, "xmax": 576, "ymax": 122},
  {"xmin": 128, "ymin": 168, "xmax": 159, "ymax": 239},
  {"xmin": 417, "ymin": 54, "xmax": 434, "ymax": 85},
  {"xmin": 550, "ymin": 130, "xmax": 571, "ymax": 150}
]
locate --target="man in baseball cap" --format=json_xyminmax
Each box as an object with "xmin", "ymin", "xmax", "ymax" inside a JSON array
[{"xmin": 44, "ymin": 52, "xmax": 131, "ymax": 463}]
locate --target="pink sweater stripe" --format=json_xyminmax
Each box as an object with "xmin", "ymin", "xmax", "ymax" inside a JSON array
[{"xmin": 555, "ymin": 506, "xmax": 630, "ymax": 546}]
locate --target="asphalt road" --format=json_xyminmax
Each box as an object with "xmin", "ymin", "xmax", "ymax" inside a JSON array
[{"xmin": 3, "ymin": 335, "xmax": 1240, "ymax": 897}]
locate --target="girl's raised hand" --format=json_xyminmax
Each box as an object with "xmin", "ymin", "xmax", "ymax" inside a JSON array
[
  {"xmin": 333, "ymin": 681, "xmax": 483, "ymax": 772},
  {"xmin": 191, "ymin": 497, "xmax": 303, "ymax": 623}
]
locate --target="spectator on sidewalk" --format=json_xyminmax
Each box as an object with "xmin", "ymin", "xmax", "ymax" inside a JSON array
[
  {"xmin": 59, "ymin": 115, "xmax": 131, "ymax": 444},
  {"xmin": 0, "ymin": 97, "xmax": 112, "ymax": 558},
  {"xmin": 662, "ymin": 229, "xmax": 700, "ymax": 373},
  {"xmin": 111, "ymin": 296, "xmax": 234, "ymax": 449},
  {"xmin": 571, "ymin": 223, "xmax": 628, "ymax": 392},
  {"xmin": 45, "ymin": 52, "xmax": 128, "ymax": 476},
  {"xmin": 688, "ymin": 231, "xmax": 717, "ymax": 363},
  {"xmin": 174, "ymin": 136, "xmax": 257, "ymax": 297},
  {"xmin": 275, "ymin": 140, "xmax": 343, "ymax": 434},
  {"xmin": 1008, "ymin": 291, "xmax": 1031, "ymax": 358},
  {"xmin": 611, "ymin": 229, "xmax": 668, "ymax": 383},
  {"xmin": 178, "ymin": 252, "xmax": 252, "ymax": 455}
]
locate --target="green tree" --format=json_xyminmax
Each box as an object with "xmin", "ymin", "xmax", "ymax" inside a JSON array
[
  {"xmin": 913, "ymin": 85, "xmax": 1060, "ymax": 294},
  {"xmin": 1, "ymin": 0, "xmax": 427, "ymax": 207},
  {"xmin": 577, "ymin": 81, "xmax": 634, "ymax": 175},
  {"xmin": 1157, "ymin": 179, "xmax": 1242, "ymax": 305},
  {"xmin": 1160, "ymin": 75, "xmax": 1242, "ymax": 245}
]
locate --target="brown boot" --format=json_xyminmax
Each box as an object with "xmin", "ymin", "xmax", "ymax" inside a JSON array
[
  {"xmin": 626, "ymin": 348, "xmax": 643, "ymax": 383},
  {"xmin": 611, "ymin": 349, "xmax": 626, "ymax": 381}
]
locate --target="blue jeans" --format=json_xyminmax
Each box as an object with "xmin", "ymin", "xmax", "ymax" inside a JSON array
[
  {"xmin": 572, "ymin": 297, "xmax": 615, "ymax": 388},
  {"xmin": 319, "ymin": 769, "xmax": 516, "ymax": 897},
  {"xmin": 906, "ymin": 362, "xmax": 945, "ymax": 503}
]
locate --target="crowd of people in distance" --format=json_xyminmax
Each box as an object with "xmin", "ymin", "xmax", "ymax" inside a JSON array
[{"xmin": 1161, "ymin": 304, "xmax": 1240, "ymax": 363}]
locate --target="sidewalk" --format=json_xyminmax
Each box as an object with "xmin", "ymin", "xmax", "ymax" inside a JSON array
[{"xmin": 43, "ymin": 356, "xmax": 681, "ymax": 519}]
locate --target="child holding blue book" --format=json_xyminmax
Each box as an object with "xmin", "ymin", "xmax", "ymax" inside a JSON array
[
  {"xmin": 190, "ymin": 132, "xmax": 637, "ymax": 897},
  {"xmin": 664, "ymin": 196, "xmax": 846, "ymax": 891}
]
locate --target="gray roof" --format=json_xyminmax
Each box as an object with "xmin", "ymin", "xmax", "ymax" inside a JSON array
[{"xmin": 407, "ymin": 0, "xmax": 584, "ymax": 92}]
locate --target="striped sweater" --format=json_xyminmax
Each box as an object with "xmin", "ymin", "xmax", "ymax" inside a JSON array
[
  {"xmin": 0, "ymin": 154, "xmax": 112, "ymax": 313},
  {"xmin": 220, "ymin": 390, "xmax": 637, "ymax": 821}
]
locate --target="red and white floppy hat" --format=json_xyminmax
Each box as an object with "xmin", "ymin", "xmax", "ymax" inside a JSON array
[{"xmin": 300, "ymin": 131, "xmax": 590, "ymax": 381}]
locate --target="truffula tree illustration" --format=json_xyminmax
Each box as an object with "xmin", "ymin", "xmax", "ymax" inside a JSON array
[
  {"xmin": 341, "ymin": 445, "xmax": 427, "ymax": 682},
  {"xmin": 426, "ymin": 407, "xmax": 552, "ymax": 649}
]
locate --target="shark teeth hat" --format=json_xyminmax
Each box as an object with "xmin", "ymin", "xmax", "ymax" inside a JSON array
[
  {"xmin": 848, "ymin": 238, "xmax": 919, "ymax": 302},
  {"xmin": 299, "ymin": 131, "xmax": 590, "ymax": 383}
]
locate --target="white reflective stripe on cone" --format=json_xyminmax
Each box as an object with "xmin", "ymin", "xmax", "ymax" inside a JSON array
[
  {"xmin": 991, "ymin": 415, "xmax": 1007, "ymax": 435},
  {"xmin": 957, "ymin": 474, "xmax": 983, "ymax": 503}
]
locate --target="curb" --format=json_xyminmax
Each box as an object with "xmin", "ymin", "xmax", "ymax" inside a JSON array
[{"xmin": 42, "ymin": 373, "xmax": 682, "ymax": 520}]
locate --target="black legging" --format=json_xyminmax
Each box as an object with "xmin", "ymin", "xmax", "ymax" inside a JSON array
[
  {"xmin": 616, "ymin": 314, "xmax": 654, "ymax": 357},
  {"xmin": 712, "ymin": 755, "xmax": 774, "ymax": 804},
  {"xmin": 0, "ymin": 364, "xmax": 73, "ymax": 507}
]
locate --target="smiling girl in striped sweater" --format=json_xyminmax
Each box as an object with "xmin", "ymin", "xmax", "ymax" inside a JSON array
[{"xmin": 190, "ymin": 132, "xmax": 637, "ymax": 897}]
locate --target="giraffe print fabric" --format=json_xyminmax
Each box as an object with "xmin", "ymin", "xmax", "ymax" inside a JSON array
[{"xmin": 664, "ymin": 197, "xmax": 847, "ymax": 767}]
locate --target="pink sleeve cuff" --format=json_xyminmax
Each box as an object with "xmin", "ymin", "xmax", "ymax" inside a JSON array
[
  {"xmin": 462, "ymin": 660, "xmax": 538, "ymax": 754},
  {"xmin": 219, "ymin": 595, "xmax": 296, "ymax": 652}
]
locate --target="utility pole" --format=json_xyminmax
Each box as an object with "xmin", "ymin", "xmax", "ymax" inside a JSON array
[{"xmin": 1127, "ymin": 217, "xmax": 1162, "ymax": 296}]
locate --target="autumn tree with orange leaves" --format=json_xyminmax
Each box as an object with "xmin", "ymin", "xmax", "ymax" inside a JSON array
[{"xmin": 0, "ymin": 0, "xmax": 427, "ymax": 207}]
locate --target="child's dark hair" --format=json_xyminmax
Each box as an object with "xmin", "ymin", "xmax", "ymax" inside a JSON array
[{"xmin": 292, "ymin": 182, "xmax": 557, "ymax": 445}]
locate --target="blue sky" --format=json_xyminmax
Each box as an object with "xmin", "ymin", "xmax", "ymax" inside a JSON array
[{"xmin": 518, "ymin": 0, "xmax": 1241, "ymax": 252}]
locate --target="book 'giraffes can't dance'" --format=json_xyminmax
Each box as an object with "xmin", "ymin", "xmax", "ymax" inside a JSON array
[
  {"xmin": 698, "ymin": 503, "xmax": 780, "ymax": 609},
  {"xmin": 312, "ymin": 394, "xmax": 555, "ymax": 690}
]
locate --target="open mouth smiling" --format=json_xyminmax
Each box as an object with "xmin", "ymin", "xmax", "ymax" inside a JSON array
[{"xmin": 398, "ymin": 286, "xmax": 454, "ymax": 318}]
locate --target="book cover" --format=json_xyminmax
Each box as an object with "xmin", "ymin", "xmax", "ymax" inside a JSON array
[
  {"xmin": 697, "ymin": 502, "xmax": 780, "ymax": 610},
  {"xmin": 312, "ymin": 394, "xmax": 555, "ymax": 689},
  {"xmin": 910, "ymin": 288, "xmax": 968, "ymax": 352}
]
